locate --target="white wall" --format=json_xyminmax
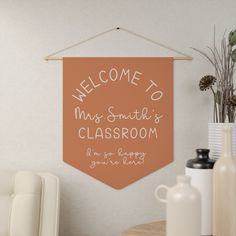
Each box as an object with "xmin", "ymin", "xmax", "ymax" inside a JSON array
[{"xmin": 0, "ymin": 1, "xmax": 235, "ymax": 235}]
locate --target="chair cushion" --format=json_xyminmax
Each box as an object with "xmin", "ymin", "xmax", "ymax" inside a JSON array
[
  {"xmin": 0, "ymin": 171, "xmax": 14, "ymax": 194},
  {"xmin": 0, "ymin": 172, "xmax": 14, "ymax": 236},
  {"xmin": 0, "ymin": 171, "xmax": 42, "ymax": 236},
  {"xmin": 38, "ymin": 173, "xmax": 60, "ymax": 236},
  {"xmin": 0, "ymin": 195, "xmax": 12, "ymax": 236}
]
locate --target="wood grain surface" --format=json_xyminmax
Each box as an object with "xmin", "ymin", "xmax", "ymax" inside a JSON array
[{"xmin": 121, "ymin": 221, "xmax": 165, "ymax": 236}]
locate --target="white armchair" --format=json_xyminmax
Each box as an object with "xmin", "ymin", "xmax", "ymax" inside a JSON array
[{"xmin": 0, "ymin": 171, "xmax": 60, "ymax": 236}]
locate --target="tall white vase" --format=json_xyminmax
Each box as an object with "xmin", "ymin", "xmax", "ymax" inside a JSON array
[
  {"xmin": 213, "ymin": 127, "xmax": 236, "ymax": 236},
  {"xmin": 208, "ymin": 123, "xmax": 236, "ymax": 159}
]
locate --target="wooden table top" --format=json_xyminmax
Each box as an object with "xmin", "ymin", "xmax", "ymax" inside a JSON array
[{"xmin": 121, "ymin": 221, "xmax": 166, "ymax": 236}]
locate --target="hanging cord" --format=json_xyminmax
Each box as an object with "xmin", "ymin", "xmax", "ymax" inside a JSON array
[
  {"xmin": 45, "ymin": 27, "xmax": 192, "ymax": 61},
  {"xmin": 119, "ymin": 27, "xmax": 192, "ymax": 60},
  {"xmin": 45, "ymin": 27, "xmax": 117, "ymax": 61}
]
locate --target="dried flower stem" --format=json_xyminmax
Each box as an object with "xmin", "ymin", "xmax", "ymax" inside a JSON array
[{"xmin": 194, "ymin": 28, "xmax": 236, "ymax": 122}]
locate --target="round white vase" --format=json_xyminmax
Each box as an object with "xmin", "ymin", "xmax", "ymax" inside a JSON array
[
  {"xmin": 155, "ymin": 175, "xmax": 201, "ymax": 236},
  {"xmin": 208, "ymin": 123, "xmax": 236, "ymax": 159}
]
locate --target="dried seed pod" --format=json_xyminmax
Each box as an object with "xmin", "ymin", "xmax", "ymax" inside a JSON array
[
  {"xmin": 199, "ymin": 75, "xmax": 217, "ymax": 91},
  {"xmin": 228, "ymin": 95, "xmax": 236, "ymax": 106}
]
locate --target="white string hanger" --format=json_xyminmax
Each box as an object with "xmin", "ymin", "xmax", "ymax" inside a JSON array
[{"xmin": 44, "ymin": 27, "xmax": 193, "ymax": 61}]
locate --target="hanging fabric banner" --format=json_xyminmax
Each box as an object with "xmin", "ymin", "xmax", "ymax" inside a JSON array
[{"xmin": 63, "ymin": 57, "xmax": 173, "ymax": 189}]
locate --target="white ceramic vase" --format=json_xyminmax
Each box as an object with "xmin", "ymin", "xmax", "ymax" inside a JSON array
[
  {"xmin": 208, "ymin": 123, "xmax": 236, "ymax": 159},
  {"xmin": 185, "ymin": 149, "xmax": 215, "ymax": 236},
  {"xmin": 155, "ymin": 175, "xmax": 201, "ymax": 236},
  {"xmin": 213, "ymin": 127, "xmax": 236, "ymax": 236}
]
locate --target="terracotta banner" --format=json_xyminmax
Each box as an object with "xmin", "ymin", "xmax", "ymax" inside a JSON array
[{"xmin": 63, "ymin": 57, "xmax": 173, "ymax": 189}]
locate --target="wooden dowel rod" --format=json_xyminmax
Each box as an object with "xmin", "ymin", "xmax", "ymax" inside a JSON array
[{"xmin": 45, "ymin": 56, "xmax": 193, "ymax": 61}]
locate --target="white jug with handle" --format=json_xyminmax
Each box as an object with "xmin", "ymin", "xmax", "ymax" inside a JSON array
[{"xmin": 155, "ymin": 175, "xmax": 201, "ymax": 236}]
